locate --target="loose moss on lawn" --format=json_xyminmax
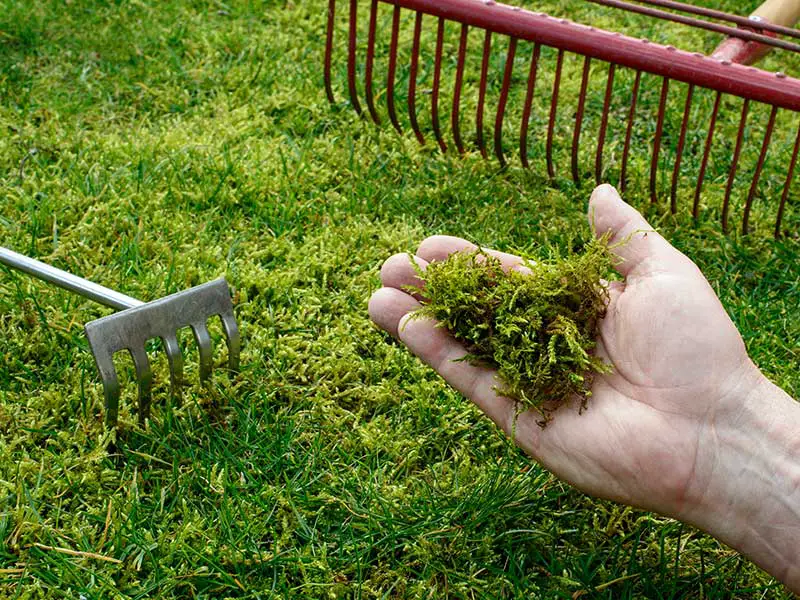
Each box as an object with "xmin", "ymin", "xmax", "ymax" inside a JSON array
[
  {"xmin": 0, "ymin": 0, "xmax": 798, "ymax": 598},
  {"xmin": 411, "ymin": 236, "xmax": 615, "ymax": 422}
]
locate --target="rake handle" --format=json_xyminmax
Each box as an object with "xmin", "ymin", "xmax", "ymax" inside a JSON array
[{"xmin": 0, "ymin": 246, "xmax": 143, "ymax": 311}]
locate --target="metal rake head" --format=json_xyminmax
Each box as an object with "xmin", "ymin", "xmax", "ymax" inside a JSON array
[
  {"xmin": 84, "ymin": 278, "xmax": 240, "ymax": 426},
  {"xmin": 325, "ymin": 0, "xmax": 800, "ymax": 236}
]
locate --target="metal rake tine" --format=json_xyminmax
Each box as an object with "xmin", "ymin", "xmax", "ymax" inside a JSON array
[
  {"xmin": 776, "ymin": 123, "xmax": 800, "ymax": 237},
  {"xmin": 408, "ymin": 11, "xmax": 425, "ymax": 145},
  {"xmin": 431, "ymin": 17, "xmax": 447, "ymax": 153},
  {"xmin": 347, "ymin": 0, "xmax": 362, "ymax": 115},
  {"xmin": 324, "ymin": 0, "xmax": 336, "ymax": 104},
  {"xmin": 386, "ymin": 5, "xmax": 402, "ymax": 134},
  {"xmin": 619, "ymin": 70, "xmax": 641, "ymax": 194},
  {"xmin": 595, "ymin": 63, "xmax": 616, "ymax": 184},
  {"xmin": 520, "ymin": 43, "xmax": 541, "ymax": 169},
  {"xmin": 364, "ymin": 0, "xmax": 381, "ymax": 124},
  {"xmin": 743, "ymin": 105, "xmax": 778, "ymax": 234},
  {"xmin": 452, "ymin": 23, "xmax": 469, "ymax": 154},
  {"xmin": 671, "ymin": 83, "xmax": 694, "ymax": 214},
  {"xmin": 220, "ymin": 312, "xmax": 241, "ymax": 372},
  {"xmin": 162, "ymin": 333, "xmax": 185, "ymax": 401},
  {"xmin": 476, "ymin": 30, "xmax": 492, "ymax": 159},
  {"xmin": 693, "ymin": 91, "xmax": 722, "ymax": 219},
  {"xmin": 494, "ymin": 37, "xmax": 517, "ymax": 167},
  {"xmin": 546, "ymin": 49, "xmax": 564, "ymax": 179},
  {"xmin": 129, "ymin": 345, "xmax": 154, "ymax": 425},
  {"xmin": 191, "ymin": 321, "xmax": 214, "ymax": 382},
  {"xmin": 650, "ymin": 77, "xmax": 670, "ymax": 204},
  {"xmin": 572, "ymin": 56, "xmax": 591, "ymax": 182},
  {"xmin": 722, "ymin": 99, "xmax": 750, "ymax": 233}
]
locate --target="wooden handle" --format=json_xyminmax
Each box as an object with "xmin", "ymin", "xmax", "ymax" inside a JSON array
[{"xmin": 751, "ymin": 0, "xmax": 800, "ymax": 28}]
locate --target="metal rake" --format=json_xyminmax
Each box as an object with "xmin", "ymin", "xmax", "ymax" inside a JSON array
[
  {"xmin": 324, "ymin": 0, "xmax": 800, "ymax": 236},
  {"xmin": 0, "ymin": 246, "xmax": 240, "ymax": 426}
]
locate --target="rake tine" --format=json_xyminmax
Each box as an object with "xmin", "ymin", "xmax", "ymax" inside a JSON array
[
  {"xmin": 722, "ymin": 99, "xmax": 750, "ymax": 233},
  {"xmin": 650, "ymin": 77, "xmax": 670, "ymax": 203},
  {"xmin": 192, "ymin": 322, "xmax": 214, "ymax": 382},
  {"xmin": 494, "ymin": 37, "xmax": 517, "ymax": 167},
  {"xmin": 693, "ymin": 91, "xmax": 722, "ymax": 219},
  {"xmin": 93, "ymin": 351, "xmax": 121, "ymax": 427},
  {"xmin": 386, "ymin": 5, "xmax": 402, "ymax": 134},
  {"xmin": 162, "ymin": 333, "xmax": 185, "ymax": 400},
  {"xmin": 743, "ymin": 105, "xmax": 778, "ymax": 234},
  {"xmin": 620, "ymin": 69, "xmax": 641, "ymax": 194},
  {"xmin": 476, "ymin": 30, "xmax": 492, "ymax": 158},
  {"xmin": 347, "ymin": 0, "xmax": 362, "ymax": 115},
  {"xmin": 452, "ymin": 23, "xmax": 469, "ymax": 154},
  {"xmin": 671, "ymin": 83, "xmax": 694, "ymax": 214},
  {"xmin": 520, "ymin": 43, "xmax": 541, "ymax": 169},
  {"xmin": 572, "ymin": 55, "xmax": 591, "ymax": 182},
  {"xmin": 595, "ymin": 63, "xmax": 616, "ymax": 184},
  {"xmin": 221, "ymin": 313, "xmax": 241, "ymax": 371},
  {"xmin": 364, "ymin": 0, "xmax": 380, "ymax": 124},
  {"xmin": 408, "ymin": 11, "xmax": 425, "ymax": 144},
  {"xmin": 324, "ymin": 0, "xmax": 336, "ymax": 104},
  {"xmin": 546, "ymin": 49, "xmax": 564, "ymax": 179},
  {"xmin": 130, "ymin": 346, "xmax": 153, "ymax": 424},
  {"xmin": 776, "ymin": 123, "xmax": 800, "ymax": 237},
  {"xmin": 431, "ymin": 17, "xmax": 447, "ymax": 153}
]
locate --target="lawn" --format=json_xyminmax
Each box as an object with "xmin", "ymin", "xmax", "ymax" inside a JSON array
[{"xmin": 0, "ymin": 0, "xmax": 798, "ymax": 597}]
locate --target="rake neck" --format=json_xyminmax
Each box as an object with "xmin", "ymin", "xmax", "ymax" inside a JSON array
[{"xmin": 0, "ymin": 246, "xmax": 144, "ymax": 311}]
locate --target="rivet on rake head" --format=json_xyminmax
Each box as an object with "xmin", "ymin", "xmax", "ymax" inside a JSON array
[
  {"xmin": 484, "ymin": 0, "xmax": 495, "ymax": 5},
  {"xmin": 693, "ymin": 52, "xmax": 704, "ymax": 58},
  {"xmin": 777, "ymin": 71, "xmax": 787, "ymax": 78},
  {"xmin": 560, "ymin": 18, "xmax": 569, "ymax": 24},
  {"xmin": 721, "ymin": 60, "xmax": 731, "ymax": 66},
  {"xmin": 642, "ymin": 38, "xmax": 650, "ymax": 44},
  {"xmin": 666, "ymin": 45, "xmax": 676, "ymax": 51}
]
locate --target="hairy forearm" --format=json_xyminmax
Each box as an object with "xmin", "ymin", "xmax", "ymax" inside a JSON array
[{"xmin": 686, "ymin": 374, "xmax": 800, "ymax": 592}]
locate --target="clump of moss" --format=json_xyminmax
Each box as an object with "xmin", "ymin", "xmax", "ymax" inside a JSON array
[{"xmin": 409, "ymin": 236, "xmax": 615, "ymax": 425}]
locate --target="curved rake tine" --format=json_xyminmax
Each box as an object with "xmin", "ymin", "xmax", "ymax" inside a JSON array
[
  {"xmin": 192, "ymin": 322, "xmax": 213, "ymax": 383},
  {"xmin": 595, "ymin": 63, "xmax": 616, "ymax": 184},
  {"xmin": 347, "ymin": 0, "xmax": 362, "ymax": 115},
  {"xmin": 546, "ymin": 49, "xmax": 564, "ymax": 179},
  {"xmin": 408, "ymin": 11, "xmax": 425, "ymax": 144},
  {"xmin": 364, "ymin": 0, "xmax": 380, "ymax": 124},
  {"xmin": 324, "ymin": 0, "xmax": 336, "ymax": 104},
  {"xmin": 162, "ymin": 333, "xmax": 184, "ymax": 401},
  {"xmin": 775, "ymin": 123, "xmax": 800, "ymax": 238},
  {"xmin": 620, "ymin": 70, "xmax": 641, "ymax": 194},
  {"xmin": 742, "ymin": 105, "xmax": 778, "ymax": 234},
  {"xmin": 722, "ymin": 99, "xmax": 750, "ymax": 233},
  {"xmin": 495, "ymin": 37, "xmax": 517, "ymax": 167},
  {"xmin": 432, "ymin": 17, "xmax": 447, "ymax": 153},
  {"xmin": 693, "ymin": 91, "xmax": 722, "ymax": 219},
  {"xmin": 386, "ymin": 5, "xmax": 402, "ymax": 134},
  {"xmin": 221, "ymin": 313, "xmax": 241, "ymax": 372},
  {"xmin": 670, "ymin": 84, "xmax": 694, "ymax": 214},
  {"xmin": 476, "ymin": 30, "xmax": 492, "ymax": 158},
  {"xmin": 93, "ymin": 352, "xmax": 121, "ymax": 427},
  {"xmin": 452, "ymin": 23, "xmax": 469, "ymax": 154},
  {"xmin": 572, "ymin": 56, "xmax": 591, "ymax": 182},
  {"xmin": 520, "ymin": 43, "xmax": 541, "ymax": 169},
  {"xmin": 650, "ymin": 77, "xmax": 670, "ymax": 204},
  {"xmin": 130, "ymin": 346, "xmax": 153, "ymax": 425}
]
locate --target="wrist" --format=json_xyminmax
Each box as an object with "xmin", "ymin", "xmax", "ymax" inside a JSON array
[{"xmin": 683, "ymin": 370, "xmax": 800, "ymax": 592}]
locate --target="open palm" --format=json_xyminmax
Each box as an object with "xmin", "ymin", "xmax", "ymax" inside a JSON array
[{"xmin": 369, "ymin": 185, "xmax": 762, "ymax": 520}]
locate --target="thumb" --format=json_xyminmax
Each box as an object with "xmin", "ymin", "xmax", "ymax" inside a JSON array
[{"xmin": 588, "ymin": 184, "xmax": 687, "ymax": 279}]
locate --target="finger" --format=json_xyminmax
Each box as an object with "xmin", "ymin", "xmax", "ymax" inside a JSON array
[
  {"xmin": 416, "ymin": 235, "xmax": 532, "ymax": 274},
  {"xmin": 397, "ymin": 313, "xmax": 522, "ymax": 434},
  {"xmin": 588, "ymin": 184, "xmax": 689, "ymax": 279},
  {"xmin": 380, "ymin": 253, "xmax": 428, "ymax": 298},
  {"xmin": 368, "ymin": 287, "xmax": 420, "ymax": 338}
]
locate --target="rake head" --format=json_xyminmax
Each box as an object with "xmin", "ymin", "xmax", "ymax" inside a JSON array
[
  {"xmin": 325, "ymin": 0, "xmax": 800, "ymax": 236},
  {"xmin": 84, "ymin": 278, "xmax": 240, "ymax": 426}
]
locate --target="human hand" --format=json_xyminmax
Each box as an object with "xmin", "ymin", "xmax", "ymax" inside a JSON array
[{"xmin": 368, "ymin": 184, "xmax": 767, "ymax": 522}]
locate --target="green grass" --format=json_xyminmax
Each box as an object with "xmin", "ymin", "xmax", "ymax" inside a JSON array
[{"xmin": 0, "ymin": 0, "xmax": 798, "ymax": 597}]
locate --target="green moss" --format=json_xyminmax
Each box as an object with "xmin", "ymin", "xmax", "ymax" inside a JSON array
[{"xmin": 410, "ymin": 235, "xmax": 615, "ymax": 423}]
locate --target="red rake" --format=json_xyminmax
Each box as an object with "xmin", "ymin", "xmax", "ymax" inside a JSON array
[{"xmin": 324, "ymin": 0, "xmax": 800, "ymax": 236}]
